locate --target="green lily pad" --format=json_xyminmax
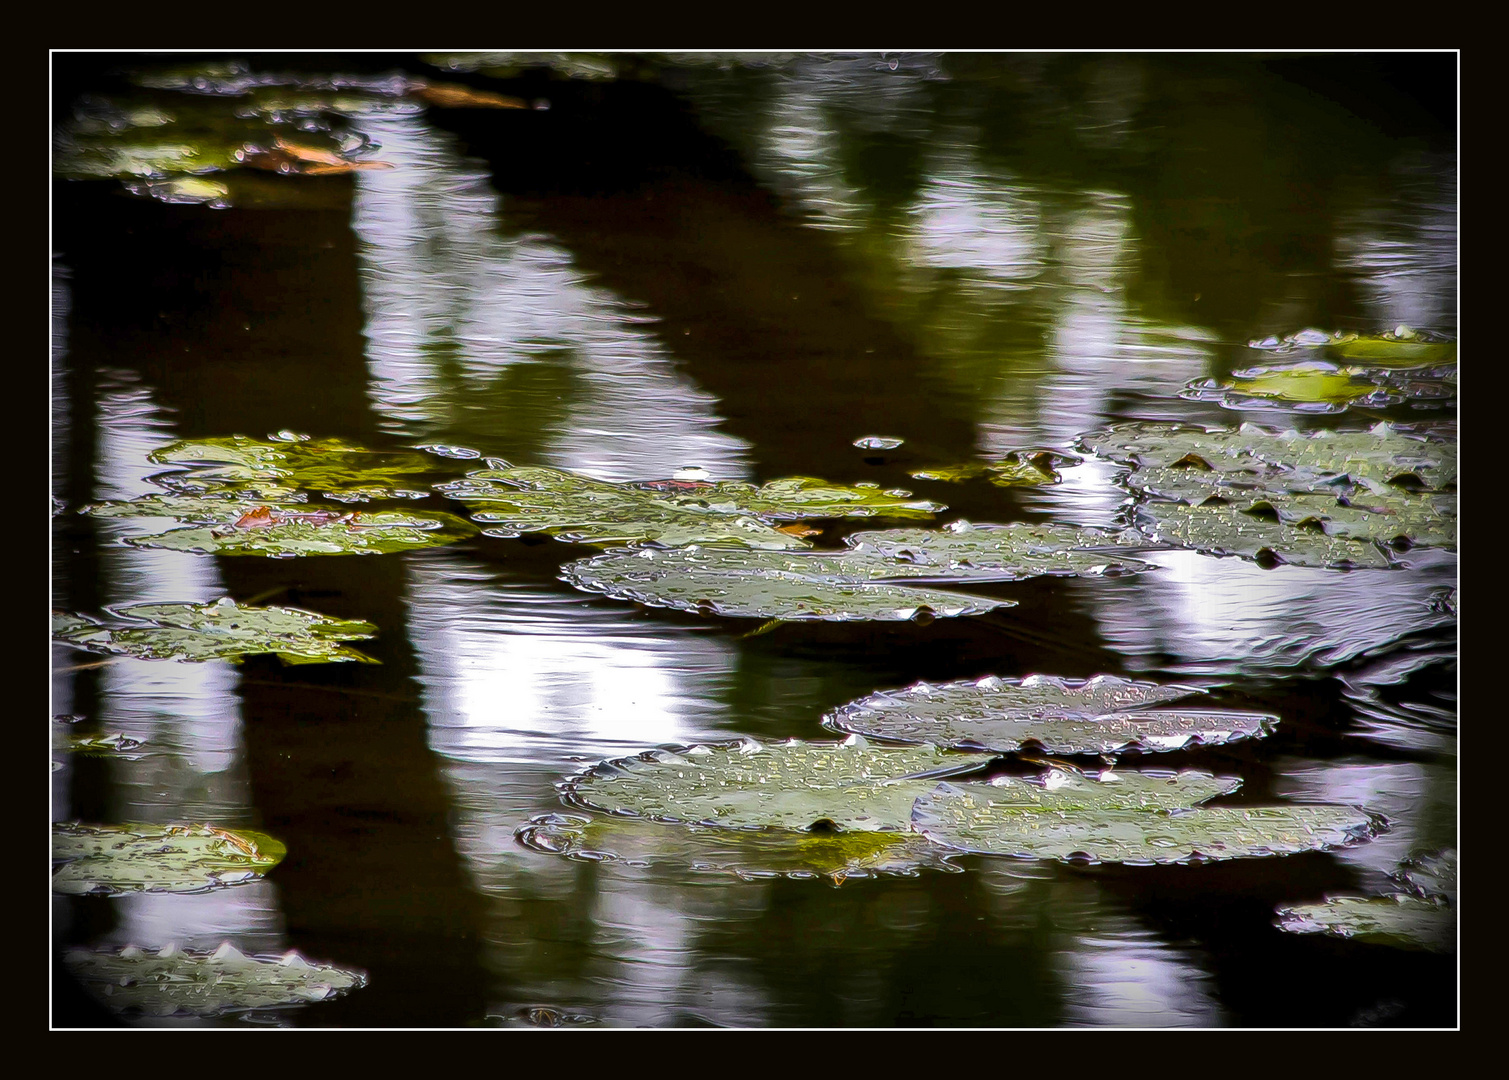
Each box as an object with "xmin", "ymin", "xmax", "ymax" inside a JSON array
[
  {"xmin": 1249, "ymin": 326, "xmax": 1456, "ymax": 367},
  {"xmin": 560, "ymin": 546, "xmax": 1016, "ymax": 621},
  {"xmin": 88, "ymin": 494, "xmax": 477, "ymax": 557},
  {"xmin": 839, "ymin": 521, "xmax": 1158, "ymax": 581},
  {"xmin": 65, "ymin": 943, "xmax": 367, "ymax": 1017},
  {"xmin": 1274, "ymin": 894, "xmax": 1454, "ymax": 951},
  {"xmin": 1080, "ymin": 420, "xmax": 1456, "ymax": 492},
  {"xmin": 824, "ymin": 673, "xmax": 1276, "ymax": 755},
  {"xmin": 1183, "ymin": 359, "xmax": 1455, "ymax": 414},
  {"xmin": 515, "ymin": 812, "xmax": 962, "ymax": 881},
  {"xmin": 912, "ymin": 768, "xmax": 1380, "ymax": 865},
  {"xmin": 52, "ymin": 598, "xmax": 379, "ymax": 665},
  {"xmin": 559, "ymin": 520, "xmax": 1150, "ymax": 619},
  {"xmin": 563, "ymin": 738, "xmax": 997, "ymax": 832},
  {"xmin": 910, "ymin": 450, "xmax": 1078, "ymax": 488},
  {"xmin": 440, "ymin": 467, "xmax": 812, "ymax": 549},
  {"xmin": 52, "ymin": 822, "xmax": 287, "ymax": 895},
  {"xmin": 1132, "ymin": 500, "xmax": 1397, "ymax": 568},
  {"xmin": 1275, "ymin": 846, "xmax": 1455, "ymax": 950},
  {"xmin": 440, "ymin": 466, "xmax": 942, "ymax": 549},
  {"xmin": 148, "ymin": 435, "xmax": 440, "ymax": 502}
]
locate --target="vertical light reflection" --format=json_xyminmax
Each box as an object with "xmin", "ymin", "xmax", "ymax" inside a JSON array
[
  {"xmin": 349, "ymin": 107, "xmax": 750, "ymax": 481},
  {"xmin": 86, "ymin": 370, "xmax": 284, "ymax": 954},
  {"xmin": 52, "ymin": 256, "xmax": 74, "ymax": 818},
  {"xmin": 1273, "ymin": 757, "xmax": 1456, "ymax": 885},
  {"xmin": 1335, "ymin": 160, "xmax": 1456, "ymax": 333},
  {"xmin": 1057, "ymin": 926, "xmax": 1226, "ymax": 1028},
  {"xmin": 1074, "ymin": 547, "xmax": 1457, "ymax": 677}
]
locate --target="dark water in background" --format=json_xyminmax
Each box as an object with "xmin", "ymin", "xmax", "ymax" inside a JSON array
[{"xmin": 50, "ymin": 52, "xmax": 1458, "ymax": 1028}]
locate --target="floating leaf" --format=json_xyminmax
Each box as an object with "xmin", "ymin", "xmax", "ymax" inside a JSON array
[
  {"xmin": 1133, "ymin": 501, "xmax": 1396, "ymax": 568},
  {"xmin": 1182, "ymin": 359, "xmax": 1455, "ymax": 414},
  {"xmin": 910, "ymin": 449, "xmax": 1078, "ymax": 487},
  {"xmin": 1248, "ymin": 326, "xmax": 1456, "ymax": 366},
  {"xmin": 1080, "ymin": 420, "xmax": 1456, "ymax": 492},
  {"xmin": 52, "ymin": 598, "xmax": 379, "ymax": 665},
  {"xmin": 65, "ymin": 943, "xmax": 366, "ymax": 1017},
  {"xmin": 87, "ymin": 493, "xmax": 477, "ymax": 557},
  {"xmin": 563, "ymin": 738, "xmax": 997, "ymax": 833},
  {"xmin": 1274, "ymin": 895, "xmax": 1454, "ymax": 951},
  {"xmin": 411, "ymin": 81, "xmax": 528, "ymax": 109},
  {"xmin": 439, "ymin": 467, "xmax": 810, "ymax": 549},
  {"xmin": 839, "ymin": 521, "xmax": 1158, "ymax": 581},
  {"xmin": 853, "ymin": 435, "xmax": 905, "ymax": 450},
  {"xmin": 515, "ymin": 812, "xmax": 961, "ymax": 881},
  {"xmin": 52, "ymin": 822, "xmax": 286, "ymax": 895},
  {"xmin": 148, "ymin": 435, "xmax": 439, "ymax": 502},
  {"xmin": 560, "ymin": 546, "xmax": 1016, "ymax": 621},
  {"xmin": 912, "ymin": 768, "xmax": 1380, "ymax": 865},
  {"xmin": 824, "ymin": 673, "xmax": 1276, "ymax": 755}
]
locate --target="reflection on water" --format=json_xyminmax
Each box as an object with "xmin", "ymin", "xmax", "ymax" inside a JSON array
[
  {"xmin": 1078, "ymin": 547, "xmax": 1456, "ymax": 678},
  {"xmin": 54, "ymin": 52, "xmax": 1456, "ymax": 1028},
  {"xmin": 350, "ymin": 108, "xmax": 751, "ymax": 481}
]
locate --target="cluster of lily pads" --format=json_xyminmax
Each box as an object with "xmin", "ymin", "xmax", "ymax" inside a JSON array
[
  {"xmin": 1078, "ymin": 419, "xmax": 1457, "ymax": 569},
  {"xmin": 519, "ymin": 673, "xmax": 1382, "ymax": 880},
  {"xmin": 52, "ymin": 822, "xmax": 369, "ymax": 1017},
  {"xmin": 1181, "ymin": 328, "xmax": 1457, "ymax": 414},
  {"xmin": 55, "ymin": 60, "xmax": 529, "ymax": 208}
]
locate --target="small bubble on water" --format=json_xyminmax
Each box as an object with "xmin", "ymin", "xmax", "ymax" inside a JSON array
[
  {"xmin": 417, "ymin": 443, "xmax": 481, "ymax": 459},
  {"xmin": 853, "ymin": 435, "xmax": 904, "ymax": 450}
]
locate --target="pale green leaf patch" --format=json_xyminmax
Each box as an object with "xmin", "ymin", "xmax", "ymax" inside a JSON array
[
  {"xmin": 65, "ymin": 943, "xmax": 366, "ymax": 1017},
  {"xmin": 52, "ymin": 598, "xmax": 379, "ymax": 665},
  {"xmin": 912, "ymin": 766, "xmax": 1381, "ymax": 865},
  {"xmin": 563, "ymin": 738, "xmax": 997, "ymax": 833},
  {"xmin": 824, "ymin": 673, "xmax": 1276, "ymax": 755},
  {"xmin": 52, "ymin": 822, "xmax": 287, "ymax": 895}
]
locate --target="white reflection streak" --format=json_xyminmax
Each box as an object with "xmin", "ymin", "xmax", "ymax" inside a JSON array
[
  {"xmin": 52, "ymin": 258, "xmax": 73, "ymax": 816},
  {"xmin": 1084, "ymin": 548, "xmax": 1455, "ymax": 675},
  {"xmin": 904, "ymin": 160, "xmax": 1046, "ymax": 288},
  {"xmin": 405, "ymin": 550, "xmax": 734, "ymax": 765},
  {"xmin": 350, "ymin": 109, "xmax": 749, "ymax": 482},
  {"xmin": 88, "ymin": 373, "xmax": 282, "ymax": 950},
  {"xmin": 1335, "ymin": 172, "xmax": 1456, "ymax": 332},
  {"xmin": 1058, "ymin": 926, "xmax": 1225, "ymax": 1028}
]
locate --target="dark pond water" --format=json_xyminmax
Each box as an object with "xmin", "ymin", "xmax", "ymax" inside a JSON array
[{"xmin": 51, "ymin": 52, "xmax": 1457, "ymax": 1028}]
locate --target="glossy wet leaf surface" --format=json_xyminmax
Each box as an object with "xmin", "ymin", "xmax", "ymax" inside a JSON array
[
  {"xmin": 1132, "ymin": 501, "xmax": 1398, "ymax": 568},
  {"xmin": 560, "ymin": 546, "xmax": 1016, "ymax": 621},
  {"xmin": 912, "ymin": 769, "xmax": 1380, "ymax": 865},
  {"xmin": 148, "ymin": 435, "xmax": 440, "ymax": 502},
  {"xmin": 515, "ymin": 812, "xmax": 962, "ymax": 881},
  {"xmin": 1080, "ymin": 420, "xmax": 1456, "ymax": 491},
  {"xmin": 563, "ymin": 738, "xmax": 996, "ymax": 832},
  {"xmin": 1182, "ymin": 360, "xmax": 1456, "ymax": 414},
  {"xmin": 52, "ymin": 598, "xmax": 379, "ymax": 664},
  {"xmin": 88, "ymin": 494, "xmax": 477, "ymax": 557},
  {"xmin": 1275, "ymin": 895, "xmax": 1454, "ymax": 951},
  {"xmin": 1250, "ymin": 326, "xmax": 1457, "ymax": 367},
  {"xmin": 65, "ymin": 943, "xmax": 367, "ymax": 1017},
  {"xmin": 909, "ymin": 449, "xmax": 1078, "ymax": 487},
  {"xmin": 441, "ymin": 466, "xmax": 941, "ymax": 548},
  {"xmin": 824, "ymin": 673, "xmax": 1277, "ymax": 755},
  {"xmin": 839, "ymin": 521, "xmax": 1158, "ymax": 580},
  {"xmin": 52, "ymin": 822, "xmax": 287, "ymax": 895}
]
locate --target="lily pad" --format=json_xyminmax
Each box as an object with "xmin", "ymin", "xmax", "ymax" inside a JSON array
[
  {"xmin": 563, "ymin": 737, "xmax": 997, "ymax": 833},
  {"xmin": 52, "ymin": 822, "xmax": 286, "ymax": 895},
  {"xmin": 440, "ymin": 467, "xmax": 811, "ymax": 549},
  {"xmin": 839, "ymin": 521, "xmax": 1158, "ymax": 581},
  {"xmin": 87, "ymin": 494, "xmax": 477, "ymax": 557},
  {"xmin": 560, "ymin": 520, "xmax": 1151, "ymax": 619},
  {"xmin": 910, "ymin": 449, "xmax": 1080, "ymax": 488},
  {"xmin": 1274, "ymin": 894, "xmax": 1454, "ymax": 951},
  {"xmin": 1182, "ymin": 360, "xmax": 1455, "ymax": 414},
  {"xmin": 147, "ymin": 435, "xmax": 440, "ymax": 502},
  {"xmin": 515, "ymin": 811, "xmax": 962, "ymax": 881},
  {"xmin": 65, "ymin": 943, "xmax": 367, "ymax": 1017},
  {"xmin": 1080, "ymin": 420, "xmax": 1456, "ymax": 492},
  {"xmin": 1132, "ymin": 500, "xmax": 1397, "ymax": 568},
  {"xmin": 824, "ymin": 673, "xmax": 1276, "ymax": 755},
  {"xmin": 1248, "ymin": 326, "xmax": 1456, "ymax": 367},
  {"xmin": 560, "ymin": 546, "xmax": 1016, "ymax": 621},
  {"xmin": 912, "ymin": 768, "xmax": 1381, "ymax": 865},
  {"xmin": 52, "ymin": 598, "xmax": 379, "ymax": 665}
]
